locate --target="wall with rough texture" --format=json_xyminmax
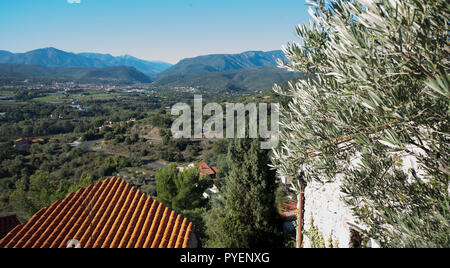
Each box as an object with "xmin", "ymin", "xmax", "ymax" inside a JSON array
[
  {"xmin": 299, "ymin": 147, "xmax": 425, "ymax": 248},
  {"xmin": 303, "ymin": 175, "xmax": 361, "ymax": 248}
]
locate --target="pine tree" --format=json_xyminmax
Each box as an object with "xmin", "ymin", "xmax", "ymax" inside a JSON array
[
  {"xmin": 205, "ymin": 138, "xmax": 282, "ymax": 248},
  {"xmin": 10, "ymin": 178, "xmax": 35, "ymax": 216},
  {"xmin": 155, "ymin": 164, "xmax": 177, "ymax": 207},
  {"xmin": 10, "ymin": 170, "xmax": 60, "ymax": 216},
  {"xmin": 172, "ymin": 166, "xmax": 208, "ymax": 212},
  {"xmin": 272, "ymin": 0, "xmax": 449, "ymax": 247},
  {"xmin": 155, "ymin": 164, "xmax": 208, "ymax": 212}
]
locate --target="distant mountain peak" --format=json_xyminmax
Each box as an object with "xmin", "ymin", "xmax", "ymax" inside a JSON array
[
  {"xmin": 0, "ymin": 48, "xmax": 172, "ymax": 78},
  {"xmin": 158, "ymin": 50, "xmax": 286, "ymax": 79},
  {"xmin": 34, "ymin": 47, "xmax": 68, "ymax": 53},
  {"xmin": 0, "ymin": 48, "xmax": 286, "ymax": 80},
  {"xmin": 119, "ymin": 54, "xmax": 134, "ymax": 59}
]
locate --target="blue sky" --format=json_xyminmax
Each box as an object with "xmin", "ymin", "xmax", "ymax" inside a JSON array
[{"xmin": 0, "ymin": 0, "xmax": 311, "ymax": 63}]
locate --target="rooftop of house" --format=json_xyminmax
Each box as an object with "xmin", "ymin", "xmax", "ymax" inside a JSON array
[
  {"xmin": 15, "ymin": 138, "xmax": 44, "ymax": 143},
  {"xmin": 281, "ymin": 202, "xmax": 298, "ymax": 218},
  {"xmin": 0, "ymin": 177, "xmax": 194, "ymax": 248},
  {"xmin": 197, "ymin": 162, "xmax": 218, "ymax": 176}
]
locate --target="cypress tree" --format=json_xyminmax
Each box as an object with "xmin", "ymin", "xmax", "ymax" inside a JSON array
[{"xmin": 205, "ymin": 138, "xmax": 282, "ymax": 248}]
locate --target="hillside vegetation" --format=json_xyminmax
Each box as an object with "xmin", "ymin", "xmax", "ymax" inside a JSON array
[
  {"xmin": 154, "ymin": 66, "xmax": 302, "ymax": 92},
  {"xmin": 0, "ymin": 63, "xmax": 152, "ymax": 84},
  {"xmin": 0, "ymin": 48, "xmax": 172, "ymax": 78}
]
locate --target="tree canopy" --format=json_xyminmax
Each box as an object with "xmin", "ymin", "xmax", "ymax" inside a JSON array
[
  {"xmin": 272, "ymin": 0, "xmax": 449, "ymax": 247},
  {"xmin": 155, "ymin": 164, "xmax": 209, "ymax": 212}
]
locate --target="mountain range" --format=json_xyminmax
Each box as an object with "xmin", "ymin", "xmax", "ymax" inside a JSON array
[
  {"xmin": 0, "ymin": 48, "xmax": 171, "ymax": 78},
  {"xmin": 0, "ymin": 48, "xmax": 299, "ymax": 91},
  {"xmin": 157, "ymin": 50, "xmax": 286, "ymax": 78}
]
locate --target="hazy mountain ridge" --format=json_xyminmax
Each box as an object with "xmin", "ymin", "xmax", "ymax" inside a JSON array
[
  {"xmin": 79, "ymin": 53, "xmax": 172, "ymax": 77},
  {"xmin": 0, "ymin": 48, "xmax": 297, "ymax": 90},
  {"xmin": 157, "ymin": 50, "xmax": 286, "ymax": 78},
  {"xmin": 0, "ymin": 48, "xmax": 172, "ymax": 78},
  {"xmin": 0, "ymin": 63, "xmax": 152, "ymax": 84}
]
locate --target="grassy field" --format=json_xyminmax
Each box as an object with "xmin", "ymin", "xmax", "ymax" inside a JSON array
[
  {"xmin": 75, "ymin": 94, "xmax": 116, "ymax": 101},
  {"xmin": 33, "ymin": 94, "xmax": 68, "ymax": 102}
]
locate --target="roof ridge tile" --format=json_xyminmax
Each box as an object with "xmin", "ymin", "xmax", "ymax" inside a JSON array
[{"xmin": 183, "ymin": 222, "xmax": 194, "ymax": 248}]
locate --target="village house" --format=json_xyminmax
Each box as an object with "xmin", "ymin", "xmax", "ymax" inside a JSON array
[
  {"xmin": 179, "ymin": 162, "xmax": 219, "ymax": 178},
  {"xmin": 197, "ymin": 162, "xmax": 219, "ymax": 178},
  {"xmin": 14, "ymin": 138, "xmax": 45, "ymax": 153},
  {"xmin": 178, "ymin": 162, "xmax": 220, "ymax": 199}
]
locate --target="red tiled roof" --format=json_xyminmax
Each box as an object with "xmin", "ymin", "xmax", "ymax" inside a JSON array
[
  {"xmin": 198, "ymin": 162, "xmax": 216, "ymax": 176},
  {"xmin": 0, "ymin": 177, "xmax": 194, "ymax": 248},
  {"xmin": 0, "ymin": 215, "xmax": 20, "ymax": 239},
  {"xmin": 281, "ymin": 202, "xmax": 297, "ymax": 218},
  {"xmin": 211, "ymin": 166, "xmax": 219, "ymax": 174},
  {"xmin": 284, "ymin": 202, "xmax": 297, "ymax": 211},
  {"xmin": 15, "ymin": 138, "xmax": 44, "ymax": 143}
]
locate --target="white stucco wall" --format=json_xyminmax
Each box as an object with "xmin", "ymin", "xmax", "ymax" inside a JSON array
[
  {"xmin": 302, "ymin": 175, "xmax": 362, "ymax": 248},
  {"xmin": 301, "ymin": 146, "xmax": 424, "ymax": 248}
]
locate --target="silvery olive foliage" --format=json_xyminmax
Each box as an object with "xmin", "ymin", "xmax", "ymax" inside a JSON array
[{"xmin": 272, "ymin": 0, "xmax": 449, "ymax": 247}]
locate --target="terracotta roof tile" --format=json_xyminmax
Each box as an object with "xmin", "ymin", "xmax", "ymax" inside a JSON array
[
  {"xmin": 281, "ymin": 202, "xmax": 298, "ymax": 218},
  {"xmin": 198, "ymin": 162, "xmax": 217, "ymax": 176},
  {"xmin": 116, "ymin": 192, "xmax": 146, "ymax": 248},
  {"xmin": 143, "ymin": 203, "xmax": 165, "ymax": 248},
  {"xmin": 0, "ymin": 177, "xmax": 194, "ymax": 248},
  {"xmin": 167, "ymin": 215, "xmax": 183, "ymax": 248},
  {"xmin": 211, "ymin": 166, "xmax": 219, "ymax": 174},
  {"xmin": 175, "ymin": 218, "xmax": 189, "ymax": 248}
]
